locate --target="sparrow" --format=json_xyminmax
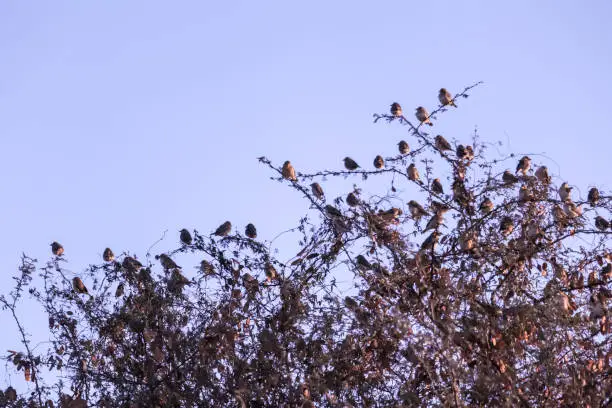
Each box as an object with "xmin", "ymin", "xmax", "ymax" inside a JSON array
[
  {"xmin": 373, "ymin": 155, "xmax": 384, "ymax": 169},
  {"xmin": 558, "ymin": 183, "xmax": 572, "ymax": 202},
  {"xmin": 122, "ymin": 256, "xmax": 143, "ymax": 272},
  {"xmin": 346, "ymin": 192, "xmax": 360, "ymax": 207},
  {"xmin": 344, "ymin": 157, "xmax": 360, "ymax": 171},
  {"xmin": 408, "ymin": 200, "xmax": 429, "ymax": 219},
  {"xmin": 595, "ymin": 216, "xmax": 610, "ymax": 231},
  {"xmin": 456, "ymin": 144, "xmax": 467, "ymax": 160},
  {"xmin": 415, "ymin": 106, "xmax": 433, "ymax": 126},
  {"xmin": 516, "ymin": 156, "xmax": 531, "ymax": 176},
  {"xmin": 420, "ymin": 231, "xmax": 440, "ymax": 251},
  {"xmin": 500, "ymin": 217, "xmax": 514, "ymax": 236},
  {"xmin": 535, "ymin": 166, "xmax": 551, "ymax": 184},
  {"xmin": 588, "ymin": 187, "xmax": 600, "ymax": 206},
  {"xmin": 480, "ymin": 198, "xmax": 494, "ymax": 214},
  {"xmin": 458, "ymin": 232, "xmax": 477, "ymax": 252},
  {"xmin": 200, "ymin": 260, "xmax": 215, "ymax": 275},
  {"xmin": 214, "ymin": 221, "xmax": 232, "ymax": 236},
  {"xmin": 179, "ymin": 229, "xmax": 193, "ymax": 245},
  {"xmin": 430, "ymin": 201, "xmax": 450, "ymax": 214},
  {"xmin": 438, "ymin": 88, "xmax": 456, "ymax": 107},
  {"xmin": 434, "ymin": 135, "xmax": 452, "ymax": 151},
  {"xmin": 73, "ymin": 277, "xmax": 89, "ymax": 294},
  {"xmin": 51, "ymin": 241, "xmax": 64, "ymax": 256},
  {"xmin": 325, "ymin": 205, "xmax": 343, "ymax": 218},
  {"xmin": 390, "ymin": 102, "xmax": 402, "ymax": 117},
  {"xmin": 171, "ymin": 269, "xmax": 191, "ymax": 286},
  {"xmin": 502, "ymin": 170, "xmax": 519, "ymax": 185},
  {"xmin": 424, "ymin": 213, "xmax": 444, "ymax": 232},
  {"xmin": 398, "ymin": 140, "xmax": 410, "ymax": 155},
  {"xmin": 281, "ymin": 161, "xmax": 297, "ymax": 181},
  {"xmin": 355, "ymin": 255, "xmax": 372, "ymax": 271},
  {"xmin": 431, "ymin": 178, "xmax": 444, "ymax": 195},
  {"xmin": 103, "ymin": 247, "xmax": 114, "ymax": 262},
  {"xmin": 552, "ymin": 205, "xmax": 568, "ymax": 228},
  {"xmin": 245, "ymin": 223, "xmax": 257, "ymax": 239},
  {"xmin": 563, "ymin": 201, "xmax": 582, "ymax": 218},
  {"xmin": 115, "ymin": 283, "xmax": 124, "ymax": 297},
  {"xmin": 157, "ymin": 254, "xmax": 180, "ymax": 270},
  {"xmin": 407, "ymin": 163, "xmax": 420, "ymax": 183},
  {"xmin": 310, "ymin": 182, "xmax": 324, "ymax": 200},
  {"xmin": 265, "ymin": 263, "xmax": 277, "ymax": 280},
  {"xmin": 379, "ymin": 207, "xmax": 402, "ymax": 223},
  {"xmin": 518, "ymin": 185, "xmax": 532, "ymax": 202},
  {"xmin": 464, "ymin": 145, "xmax": 475, "ymax": 161}
]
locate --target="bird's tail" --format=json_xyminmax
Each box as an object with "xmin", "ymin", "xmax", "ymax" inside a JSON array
[
  {"xmin": 450, "ymin": 101, "xmax": 457, "ymax": 107},
  {"xmin": 426, "ymin": 121, "xmax": 433, "ymax": 126}
]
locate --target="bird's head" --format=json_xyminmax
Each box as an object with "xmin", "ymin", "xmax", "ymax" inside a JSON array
[{"xmin": 439, "ymin": 88, "xmax": 447, "ymax": 94}]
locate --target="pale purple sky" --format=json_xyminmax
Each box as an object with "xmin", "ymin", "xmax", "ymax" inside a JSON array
[{"xmin": 1, "ymin": 0, "xmax": 611, "ymax": 390}]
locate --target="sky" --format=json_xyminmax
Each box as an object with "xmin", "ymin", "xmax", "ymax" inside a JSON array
[{"xmin": 1, "ymin": 0, "xmax": 612, "ymax": 391}]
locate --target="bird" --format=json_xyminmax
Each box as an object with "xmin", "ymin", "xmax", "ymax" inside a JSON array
[
  {"xmin": 502, "ymin": 170, "xmax": 519, "ymax": 185},
  {"xmin": 115, "ymin": 283, "xmax": 124, "ymax": 297},
  {"xmin": 563, "ymin": 201, "xmax": 583, "ymax": 218},
  {"xmin": 458, "ymin": 232, "xmax": 476, "ymax": 252},
  {"xmin": 558, "ymin": 183, "xmax": 573, "ymax": 202},
  {"xmin": 431, "ymin": 178, "xmax": 444, "ymax": 195},
  {"xmin": 325, "ymin": 205, "xmax": 343, "ymax": 218},
  {"xmin": 373, "ymin": 155, "xmax": 384, "ymax": 169},
  {"xmin": 516, "ymin": 156, "xmax": 531, "ymax": 176},
  {"xmin": 346, "ymin": 192, "xmax": 360, "ymax": 207},
  {"xmin": 588, "ymin": 188, "xmax": 600, "ymax": 206},
  {"xmin": 552, "ymin": 205, "xmax": 568, "ymax": 228},
  {"xmin": 122, "ymin": 256, "xmax": 143, "ymax": 272},
  {"xmin": 500, "ymin": 217, "xmax": 514, "ymax": 236},
  {"xmin": 407, "ymin": 163, "xmax": 420, "ymax": 183},
  {"xmin": 103, "ymin": 247, "xmax": 114, "ymax": 262},
  {"xmin": 310, "ymin": 183, "xmax": 324, "ymax": 200},
  {"xmin": 5, "ymin": 386, "xmax": 17, "ymax": 402},
  {"xmin": 480, "ymin": 198, "xmax": 494, "ymax": 214},
  {"xmin": 157, "ymin": 254, "xmax": 180, "ymax": 270},
  {"xmin": 398, "ymin": 140, "xmax": 410, "ymax": 155},
  {"xmin": 344, "ymin": 157, "xmax": 360, "ymax": 171},
  {"xmin": 214, "ymin": 221, "xmax": 232, "ymax": 236},
  {"xmin": 390, "ymin": 102, "xmax": 402, "ymax": 117},
  {"xmin": 51, "ymin": 242, "xmax": 64, "ymax": 256},
  {"xmin": 518, "ymin": 185, "xmax": 532, "ymax": 202},
  {"xmin": 456, "ymin": 145, "xmax": 467, "ymax": 160},
  {"xmin": 171, "ymin": 269, "xmax": 191, "ymax": 287},
  {"xmin": 379, "ymin": 207, "xmax": 402, "ymax": 224},
  {"xmin": 464, "ymin": 145, "xmax": 475, "ymax": 161},
  {"xmin": 200, "ymin": 260, "xmax": 215, "ymax": 275},
  {"xmin": 438, "ymin": 88, "xmax": 456, "ymax": 107},
  {"xmin": 408, "ymin": 200, "xmax": 429, "ymax": 220},
  {"xmin": 420, "ymin": 231, "xmax": 440, "ymax": 251},
  {"xmin": 179, "ymin": 229, "xmax": 192, "ymax": 245},
  {"xmin": 535, "ymin": 166, "xmax": 551, "ymax": 184},
  {"xmin": 424, "ymin": 213, "xmax": 444, "ymax": 232},
  {"xmin": 245, "ymin": 223, "xmax": 257, "ymax": 239},
  {"xmin": 415, "ymin": 107, "xmax": 433, "ymax": 126},
  {"xmin": 355, "ymin": 255, "xmax": 372, "ymax": 271},
  {"xmin": 281, "ymin": 161, "xmax": 297, "ymax": 181},
  {"xmin": 73, "ymin": 277, "xmax": 89, "ymax": 294},
  {"xmin": 434, "ymin": 135, "xmax": 452, "ymax": 151},
  {"xmin": 264, "ymin": 263, "xmax": 277, "ymax": 280},
  {"xmin": 595, "ymin": 216, "xmax": 610, "ymax": 231}
]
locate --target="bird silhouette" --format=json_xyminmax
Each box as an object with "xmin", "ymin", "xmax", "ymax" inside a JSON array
[
  {"xmin": 103, "ymin": 247, "xmax": 114, "ymax": 262},
  {"xmin": 214, "ymin": 221, "xmax": 232, "ymax": 236},
  {"xmin": 245, "ymin": 223, "xmax": 257, "ymax": 239},
  {"xmin": 588, "ymin": 188, "xmax": 600, "ymax": 206},
  {"xmin": 344, "ymin": 157, "xmax": 360, "ymax": 171},
  {"xmin": 73, "ymin": 277, "xmax": 89, "ymax": 294},
  {"xmin": 373, "ymin": 155, "xmax": 384, "ymax": 169},
  {"xmin": 51, "ymin": 242, "xmax": 64, "ymax": 256},
  {"xmin": 431, "ymin": 178, "xmax": 444, "ymax": 195},
  {"xmin": 179, "ymin": 229, "xmax": 193, "ymax": 245}
]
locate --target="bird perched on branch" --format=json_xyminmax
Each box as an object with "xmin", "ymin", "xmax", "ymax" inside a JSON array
[
  {"xmin": 558, "ymin": 183, "xmax": 572, "ymax": 202},
  {"xmin": 535, "ymin": 166, "xmax": 551, "ymax": 184},
  {"xmin": 408, "ymin": 200, "xmax": 429, "ymax": 220},
  {"xmin": 157, "ymin": 254, "xmax": 180, "ymax": 270},
  {"xmin": 282, "ymin": 161, "xmax": 297, "ymax": 181},
  {"xmin": 325, "ymin": 205, "xmax": 343, "ymax": 219},
  {"xmin": 180, "ymin": 229, "xmax": 192, "ymax": 245},
  {"xmin": 421, "ymin": 231, "xmax": 440, "ymax": 251},
  {"xmin": 480, "ymin": 198, "xmax": 493, "ymax": 214},
  {"xmin": 51, "ymin": 241, "xmax": 64, "ymax": 256},
  {"xmin": 245, "ymin": 223, "xmax": 257, "ymax": 239},
  {"xmin": 310, "ymin": 183, "xmax": 324, "ymax": 200},
  {"xmin": 344, "ymin": 157, "xmax": 360, "ymax": 171},
  {"xmin": 588, "ymin": 187, "xmax": 600, "ymax": 206},
  {"xmin": 73, "ymin": 277, "xmax": 89, "ymax": 295},
  {"xmin": 103, "ymin": 247, "xmax": 114, "ymax": 262},
  {"xmin": 373, "ymin": 155, "xmax": 384, "ymax": 169},
  {"xmin": 407, "ymin": 163, "xmax": 420, "ymax": 183},
  {"xmin": 346, "ymin": 192, "xmax": 360, "ymax": 207},
  {"xmin": 214, "ymin": 221, "xmax": 232, "ymax": 237},
  {"xmin": 398, "ymin": 140, "xmax": 410, "ymax": 155},
  {"xmin": 390, "ymin": 102, "xmax": 402, "ymax": 117},
  {"xmin": 415, "ymin": 107, "xmax": 433, "ymax": 126},
  {"xmin": 516, "ymin": 156, "xmax": 531, "ymax": 176},
  {"xmin": 431, "ymin": 178, "xmax": 444, "ymax": 195},
  {"xmin": 594, "ymin": 216, "xmax": 610, "ymax": 231},
  {"xmin": 438, "ymin": 88, "xmax": 456, "ymax": 107},
  {"xmin": 502, "ymin": 170, "xmax": 519, "ymax": 185},
  {"xmin": 435, "ymin": 135, "xmax": 452, "ymax": 152},
  {"xmin": 500, "ymin": 217, "xmax": 514, "ymax": 236}
]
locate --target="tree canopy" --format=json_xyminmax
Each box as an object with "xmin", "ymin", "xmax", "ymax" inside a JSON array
[{"xmin": 1, "ymin": 83, "xmax": 611, "ymax": 407}]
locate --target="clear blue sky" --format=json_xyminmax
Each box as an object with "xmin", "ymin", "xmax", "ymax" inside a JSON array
[{"xmin": 1, "ymin": 0, "xmax": 611, "ymax": 390}]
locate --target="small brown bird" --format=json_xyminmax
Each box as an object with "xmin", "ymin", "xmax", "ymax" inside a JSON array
[
  {"xmin": 500, "ymin": 217, "xmax": 514, "ymax": 236},
  {"xmin": 434, "ymin": 135, "xmax": 452, "ymax": 151},
  {"xmin": 456, "ymin": 144, "xmax": 467, "ymax": 160},
  {"xmin": 179, "ymin": 229, "xmax": 192, "ymax": 245},
  {"xmin": 281, "ymin": 161, "xmax": 297, "ymax": 181},
  {"xmin": 115, "ymin": 283, "xmax": 124, "ymax": 298},
  {"xmin": 157, "ymin": 254, "xmax": 180, "ymax": 270},
  {"xmin": 588, "ymin": 187, "xmax": 600, "ymax": 206},
  {"xmin": 390, "ymin": 102, "xmax": 403, "ymax": 117},
  {"xmin": 398, "ymin": 140, "xmax": 410, "ymax": 155},
  {"xmin": 310, "ymin": 183, "xmax": 324, "ymax": 200},
  {"xmin": 424, "ymin": 213, "xmax": 444, "ymax": 232},
  {"xmin": 171, "ymin": 269, "xmax": 191, "ymax": 286},
  {"xmin": 502, "ymin": 170, "xmax": 519, "ymax": 185},
  {"xmin": 355, "ymin": 255, "xmax": 372, "ymax": 271},
  {"xmin": 415, "ymin": 106, "xmax": 433, "ymax": 126},
  {"xmin": 595, "ymin": 216, "xmax": 610, "ymax": 231},
  {"xmin": 479, "ymin": 198, "xmax": 493, "ymax": 214},
  {"xmin": 5, "ymin": 386, "xmax": 17, "ymax": 402},
  {"xmin": 535, "ymin": 166, "xmax": 551, "ymax": 184},
  {"xmin": 558, "ymin": 183, "xmax": 572, "ymax": 202},
  {"xmin": 464, "ymin": 145, "xmax": 475, "ymax": 161},
  {"xmin": 122, "ymin": 256, "xmax": 143, "ymax": 272},
  {"xmin": 200, "ymin": 260, "xmax": 215, "ymax": 275},
  {"xmin": 346, "ymin": 192, "xmax": 360, "ymax": 207},
  {"xmin": 438, "ymin": 88, "xmax": 456, "ymax": 107},
  {"xmin": 325, "ymin": 205, "xmax": 343, "ymax": 218},
  {"xmin": 407, "ymin": 163, "xmax": 420, "ymax": 182},
  {"xmin": 103, "ymin": 247, "xmax": 114, "ymax": 262},
  {"xmin": 51, "ymin": 241, "xmax": 64, "ymax": 256},
  {"xmin": 458, "ymin": 232, "xmax": 476, "ymax": 252},
  {"xmin": 563, "ymin": 201, "xmax": 583, "ymax": 218},
  {"xmin": 516, "ymin": 156, "xmax": 531, "ymax": 176},
  {"xmin": 431, "ymin": 178, "xmax": 444, "ymax": 195},
  {"xmin": 73, "ymin": 277, "xmax": 89, "ymax": 294},
  {"xmin": 373, "ymin": 155, "xmax": 384, "ymax": 169},
  {"xmin": 214, "ymin": 221, "xmax": 232, "ymax": 236},
  {"xmin": 245, "ymin": 223, "xmax": 257, "ymax": 239},
  {"xmin": 408, "ymin": 200, "xmax": 429, "ymax": 219},
  {"xmin": 518, "ymin": 185, "xmax": 532, "ymax": 202},
  {"xmin": 420, "ymin": 231, "xmax": 440, "ymax": 251},
  {"xmin": 344, "ymin": 157, "xmax": 360, "ymax": 170}
]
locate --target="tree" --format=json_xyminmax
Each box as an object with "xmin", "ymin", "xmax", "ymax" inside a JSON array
[{"xmin": 1, "ymin": 83, "xmax": 610, "ymax": 407}]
